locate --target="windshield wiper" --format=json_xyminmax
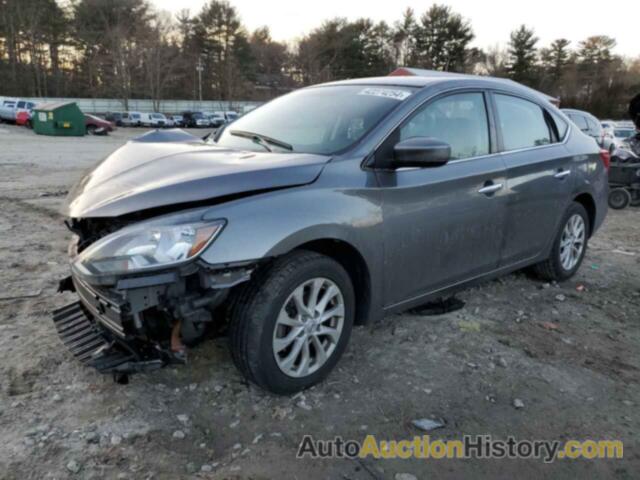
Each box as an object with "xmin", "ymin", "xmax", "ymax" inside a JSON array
[{"xmin": 229, "ymin": 130, "xmax": 293, "ymax": 152}]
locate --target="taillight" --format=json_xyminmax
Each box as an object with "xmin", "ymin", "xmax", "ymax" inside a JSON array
[{"xmin": 599, "ymin": 149, "xmax": 610, "ymax": 172}]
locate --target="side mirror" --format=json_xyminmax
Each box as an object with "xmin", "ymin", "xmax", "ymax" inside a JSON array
[{"xmin": 393, "ymin": 137, "xmax": 451, "ymax": 168}]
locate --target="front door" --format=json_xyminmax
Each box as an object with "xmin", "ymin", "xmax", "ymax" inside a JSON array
[{"xmin": 374, "ymin": 91, "xmax": 508, "ymax": 308}]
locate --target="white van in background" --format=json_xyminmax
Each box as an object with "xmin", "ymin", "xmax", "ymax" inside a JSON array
[
  {"xmin": 121, "ymin": 111, "xmax": 143, "ymax": 127},
  {"xmin": 140, "ymin": 112, "xmax": 169, "ymax": 128}
]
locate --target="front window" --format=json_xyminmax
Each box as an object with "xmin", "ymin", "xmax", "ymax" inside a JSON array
[
  {"xmin": 399, "ymin": 92, "xmax": 490, "ymax": 160},
  {"xmin": 216, "ymin": 85, "xmax": 415, "ymax": 155}
]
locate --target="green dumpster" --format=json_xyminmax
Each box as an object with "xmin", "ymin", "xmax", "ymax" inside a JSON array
[{"xmin": 33, "ymin": 101, "xmax": 85, "ymax": 136}]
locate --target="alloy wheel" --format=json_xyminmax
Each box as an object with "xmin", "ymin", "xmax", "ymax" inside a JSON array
[
  {"xmin": 273, "ymin": 277, "xmax": 345, "ymax": 378},
  {"xmin": 559, "ymin": 214, "xmax": 586, "ymax": 271}
]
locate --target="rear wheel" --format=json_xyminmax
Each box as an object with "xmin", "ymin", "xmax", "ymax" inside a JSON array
[
  {"xmin": 229, "ymin": 250, "xmax": 354, "ymax": 394},
  {"xmin": 86, "ymin": 125, "xmax": 96, "ymax": 135},
  {"xmin": 533, "ymin": 202, "xmax": 589, "ymax": 281},
  {"xmin": 608, "ymin": 188, "xmax": 631, "ymax": 210}
]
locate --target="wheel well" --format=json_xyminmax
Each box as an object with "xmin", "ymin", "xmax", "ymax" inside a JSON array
[
  {"xmin": 295, "ymin": 239, "xmax": 372, "ymax": 326},
  {"xmin": 574, "ymin": 193, "xmax": 596, "ymax": 236}
]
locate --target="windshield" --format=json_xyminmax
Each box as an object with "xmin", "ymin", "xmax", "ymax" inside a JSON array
[
  {"xmin": 151, "ymin": 113, "xmax": 164, "ymax": 119},
  {"xmin": 216, "ymin": 85, "xmax": 415, "ymax": 154},
  {"xmin": 615, "ymin": 129, "xmax": 634, "ymax": 138}
]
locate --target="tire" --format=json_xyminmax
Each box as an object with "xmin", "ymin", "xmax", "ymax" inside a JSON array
[
  {"xmin": 229, "ymin": 250, "xmax": 355, "ymax": 394},
  {"xmin": 533, "ymin": 202, "xmax": 590, "ymax": 282},
  {"xmin": 608, "ymin": 188, "xmax": 631, "ymax": 210},
  {"xmin": 86, "ymin": 125, "xmax": 96, "ymax": 135}
]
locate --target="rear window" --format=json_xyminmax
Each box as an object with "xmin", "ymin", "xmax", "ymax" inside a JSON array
[
  {"xmin": 495, "ymin": 94, "xmax": 551, "ymax": 150},
  {"xmin": 586, "ymin": 117, "xmax": 601, "ymax": 133},
  {"xmin": 568, "ymin": 114, "xmax": 588, "ymax": 130}
]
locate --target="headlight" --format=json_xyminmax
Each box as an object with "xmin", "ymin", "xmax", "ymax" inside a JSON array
[{"xmin": 74, "ymin": 219, "xmax": 225, "ymax": 276}]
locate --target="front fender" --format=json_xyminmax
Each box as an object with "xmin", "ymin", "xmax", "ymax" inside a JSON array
[
  {"xmin": 198, "ymin": 181, "xmax": 385, "ymax": 323},
  {"xmin": 199, "ymin": 185, "xmax": 383, "ymax": 267}
]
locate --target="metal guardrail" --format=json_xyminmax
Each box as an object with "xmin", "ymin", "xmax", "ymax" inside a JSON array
[{"xmin": 0, "ymin": 96, "xmax": 263, "ymax": 114}]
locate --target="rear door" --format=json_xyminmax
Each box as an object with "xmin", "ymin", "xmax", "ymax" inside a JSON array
[
  {"xmin": 492, "ymin": 92, "xmax": 574, "ymax": 266},
  {"xmin": 376, "ymin": 91, "xmax": 508, "ymax": 307}
]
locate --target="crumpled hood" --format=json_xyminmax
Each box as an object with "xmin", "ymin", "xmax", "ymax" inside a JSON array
[{"xmin": 64, "ymin": 141, "xmax": 330, "ymax": 218}]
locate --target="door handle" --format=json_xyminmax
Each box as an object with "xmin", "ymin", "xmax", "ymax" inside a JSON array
[
  {"xmin": 554, "ymin": 169, "xmax": 571, "ymax": 179},
  {"xmin": 478, "ymin": 183, "xmax": 503, "ymax": 195}
]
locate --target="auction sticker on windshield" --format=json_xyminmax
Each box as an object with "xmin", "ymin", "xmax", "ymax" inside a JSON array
[{"xmin": 358, "ymin": 87, "xmax": 412, "ymax": 101}]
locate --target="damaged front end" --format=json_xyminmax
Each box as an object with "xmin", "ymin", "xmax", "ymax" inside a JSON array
[{"xmin": 53, "ymin": 210, "xmax": 255, "ymax": 380}]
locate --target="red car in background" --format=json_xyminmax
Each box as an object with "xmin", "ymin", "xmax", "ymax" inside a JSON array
[
  {"xmin": 16, "ymin": 110, "xmax": 32, "ymax": 127},
  {"xmin": 85, "ymin": 114, "xmax": 115, "ymax": 134}
]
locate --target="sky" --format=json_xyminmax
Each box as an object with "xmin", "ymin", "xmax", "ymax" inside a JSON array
[{"xmin": 153, "ymin": 0, "xmax": 638, "ymax": 57}]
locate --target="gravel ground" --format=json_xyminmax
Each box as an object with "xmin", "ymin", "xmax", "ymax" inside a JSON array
[{"xmin": 0, "ymin": 125, "xmax": 639, "ymax": 479}]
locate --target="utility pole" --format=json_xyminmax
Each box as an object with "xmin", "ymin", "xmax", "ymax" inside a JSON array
[{"xmin": 196, "ymin": 56, "xmax": 204, "ymax": 104}]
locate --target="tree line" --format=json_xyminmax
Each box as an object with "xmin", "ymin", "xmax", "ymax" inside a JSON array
[{"xmin": 1, "ymin": 0, "xmax": 638, "ymax": 117}]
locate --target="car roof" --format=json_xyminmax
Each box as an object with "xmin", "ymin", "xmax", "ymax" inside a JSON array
[{"xmin": 318, "ymin": 69, "xmax": 558, "ymax": 105}]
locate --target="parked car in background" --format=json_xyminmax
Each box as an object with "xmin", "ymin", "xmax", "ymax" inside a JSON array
[
  {"xmin": 140, "ymin": 112, "xmax": 168, "ymax": 128},
  {"xmin": 104, "ymin": 112, "xmax": 124, "ymax": 126},
  {"xmin": 608, "ymin": 127, "xmax": 637, "ymax": 152},
  {"xmin": 16, "ymin": 109, "xmax": 32, "ymax": 127},
  {"xmin": 223, "ymin": 110, "xmax": 239, "ymax": 124},
  {"xmin": 212, "ymin": 110, "xmax": 239, "ymax": 125},
  {"xmin": 182, "ymin": 111, "xmax": 210, "ymax": 128},
  {"xmin": 207, "ymin": 112, "xmax": 225, "ymax": 128},
  {"xmin": 0, "ymin": 99, "xmax": 16, "ymax": 121},
  {"xmin": 84, "ymin": 114, "xmax": 115, "ymax": 134},
  {"xmin": 170, "ymin": 114, "xmax": 184, "ymax": 127},
  {"xmin": 0, "ymin": 99, "xmax": 36, "ymax": 122},
  {"xmin": 122, "ymin": 111, "xmax": 143, "ymax": 127},
  {"xmin": 163, "ymin": 115, "xmax": 175, "ymax": 128},
  {"xmin": 562, "ymin": 109, "xmax": 605, "ymax": 148},
  {"xmin": 601, "ymin": 120, "xmax": 616, "ymax": 133},
  {"xmin": 55, "ymin": 73, "xmax": 608, "ymax": 394}
]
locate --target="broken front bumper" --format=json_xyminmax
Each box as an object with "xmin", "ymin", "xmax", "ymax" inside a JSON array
[
  {"xmin": 52, "ymin": 301, "xmax": 167, "ymax": 374},
  {"xmin": 52, "ymin": 275, "xmax": 184, "ymax": 375},
  {"xmin": 52, "ymin": 261, "xmax": 254, "ymax": 377}
]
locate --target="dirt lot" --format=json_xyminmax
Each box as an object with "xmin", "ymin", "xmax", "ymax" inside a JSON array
[{"xmin": 0, "ymin": 124, "xmax": 639, "ymax": 479}]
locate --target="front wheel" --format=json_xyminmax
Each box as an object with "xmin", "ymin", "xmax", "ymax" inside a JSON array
[
  {"xmin": 533, "ymin": 202, "xmax": 589, "ymax": 281},
  {"xmin": 229, "ymin": 250, "xmax": 355, "ymax": 394}
]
